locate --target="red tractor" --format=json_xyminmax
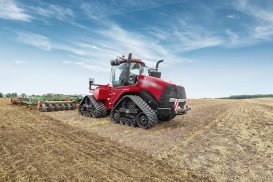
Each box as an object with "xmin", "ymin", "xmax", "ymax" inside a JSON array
[{"xmin": 79, "ymin": 53, "xmax": 191, "ymax": 129}]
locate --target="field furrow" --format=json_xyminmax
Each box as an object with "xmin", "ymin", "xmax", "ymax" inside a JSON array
[
  {"xmin": 1, "ymin": 98, "xmax": 273, "ymax": 181},
  {"xmin": 0, "ymin": 99, "xmax": 201, "ymax": 181},
  {"xmin": 157, "ymin": 101, "xmax": 273, "ymax": 181}
]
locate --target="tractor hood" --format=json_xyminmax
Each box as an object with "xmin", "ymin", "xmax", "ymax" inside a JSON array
[{"xmin": 137, "ymin": 75, "xmax": 184, "ymax": 101}]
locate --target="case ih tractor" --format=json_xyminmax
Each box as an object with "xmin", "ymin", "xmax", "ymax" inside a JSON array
[{"xmin": 79, "ymin": 53, "xmax": 191, "ymax": 129}]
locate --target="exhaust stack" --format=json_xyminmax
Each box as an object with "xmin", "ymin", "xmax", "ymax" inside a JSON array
[
  {"xmin": 124, "ymin": 53, "xmax": 132, "ymax": 86},
  {"xmin": 156, "ymin": 60, "xmax": 164, "ymax": 71}
]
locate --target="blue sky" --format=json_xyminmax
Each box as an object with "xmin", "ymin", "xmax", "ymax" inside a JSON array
[{"xmin": 0, "ymin": 0, "xmax": 273, "ymax": 98}]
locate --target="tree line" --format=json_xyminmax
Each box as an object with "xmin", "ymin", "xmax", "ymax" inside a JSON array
[
  {"xmin": 0, "ymin": 93, "xmax": 80, "ymax": 99},
  {"xmin": 0, "ymin": 92, "xmax": 18, "ymax": 98},
  {"xmin": 220, "ymin": 94, "xmax": 273, "ymax": 99}
]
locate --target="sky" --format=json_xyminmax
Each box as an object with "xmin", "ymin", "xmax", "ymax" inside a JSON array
[{"xmin": 0, "ymin": 0, "xmax": 273, "ymax": 98}]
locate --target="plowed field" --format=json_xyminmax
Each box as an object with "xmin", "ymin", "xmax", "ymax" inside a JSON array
[{"xmin": 1, "ymin": 98, "xmax": 272, "ymax": 181}]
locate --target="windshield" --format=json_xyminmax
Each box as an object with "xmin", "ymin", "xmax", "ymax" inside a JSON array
[{"xmin": 111, "ymin": 62, "xmax": 144, "ymax": 86}]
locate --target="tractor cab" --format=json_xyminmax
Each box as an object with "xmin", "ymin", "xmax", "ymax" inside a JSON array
[{"xmin": 110, "ymin": 57, "xmax": 145, "ymax": 87}]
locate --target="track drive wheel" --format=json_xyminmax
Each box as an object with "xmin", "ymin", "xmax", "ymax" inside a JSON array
[
  {"xmin": 136, "ymin": 112, "xmax": 150, "ymax": 129},
  {"xmin": 110, "ymin": 110, "xmax": 120, "ymax": 124},
  {"xmin": 91, "ymin": 107, "xmax": 98, "ymax": 117}
]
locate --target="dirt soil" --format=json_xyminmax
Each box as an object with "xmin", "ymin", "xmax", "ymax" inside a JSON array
[
  {"xmin": 0, "ymin": 98, "xmax": 202, "ymax": 181},
  {"xmin": 1, "ymin": 98, "xmax": 273, "ymax": 181}
]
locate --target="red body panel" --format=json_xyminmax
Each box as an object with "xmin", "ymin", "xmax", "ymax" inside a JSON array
[
  {"xmin": 92, "ymin": 85, "xmax": 110, "ymax": 100},
  {"xmin": 137, "ymin": 75, "xmax": 175, "ymax": 100},
  {"xmin": 91, "ymin": 75, "xmax": 177, "ymax": 110}
]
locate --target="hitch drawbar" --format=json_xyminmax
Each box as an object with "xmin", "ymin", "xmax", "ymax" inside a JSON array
[{"xmin": 176, "ymin": 106, "xmax": 191, "ymax": 115}]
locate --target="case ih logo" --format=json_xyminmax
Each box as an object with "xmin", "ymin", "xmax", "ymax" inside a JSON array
[{"xmin": 139, "ymin": 79, "xmax": 162, "ymax": 89}]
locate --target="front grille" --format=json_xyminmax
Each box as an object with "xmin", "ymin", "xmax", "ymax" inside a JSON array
[
  {"xmin": 158, "ymin": 85, "xmax": 187, "ymax": 116},
  {"xmin": 177, "ymin": 86, "xmax": 186, "ymax": 99}
]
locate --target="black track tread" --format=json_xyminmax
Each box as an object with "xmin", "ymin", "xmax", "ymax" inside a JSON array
[
  {"xmin": 79, "ymin": 95, "xmax": 107, "ymax": 118},
  {"xmin": 110, "ymin": 95, "xmax": 158, "ymax": 128},
  {"xmin": 88, "ymin": 96, "xmax": 107, "ymax": 118},
  {"xmin": 126, "ymin": 95, "xmax": 158, "ymax": 129}
]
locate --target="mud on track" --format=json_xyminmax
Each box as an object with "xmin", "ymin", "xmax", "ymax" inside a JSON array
[{"xmin": 0, "ymin": 99, "xmax": 203, "ymax": 181}]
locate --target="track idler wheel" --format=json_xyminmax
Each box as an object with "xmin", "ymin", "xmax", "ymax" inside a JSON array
[
  {"xmin": 110, "ymin": 110, "xmax": 120, "ymax": 124},
  {"xmin": 91, "ymin": 108, "xmax": 98, "ymax": 118},
  {"xmin": 136, "ymin": 112, "xmax": 150, "ymax": 129}
]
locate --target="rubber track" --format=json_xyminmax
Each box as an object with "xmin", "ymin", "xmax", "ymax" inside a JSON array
[
  {"xmin": 126, "ymin": 95, "xmax": 158, "ymax": 128},
  {"xmin": 80, "ymin": 95, "xmax": 107, "ymax": 118}
]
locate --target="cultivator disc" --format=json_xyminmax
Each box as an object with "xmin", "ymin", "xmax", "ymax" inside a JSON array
[
  {"xmin": 11, "ymin": 98, "xmax": 23, "ymax": 105},
  {"xmin": 38, "ymin": 100, "xmax": 76, "ymax": 112}
]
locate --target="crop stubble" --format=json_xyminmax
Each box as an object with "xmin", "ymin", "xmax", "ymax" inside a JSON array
[
  {"xmin": 0, "ymin": 99, "xmax": 201, "ymax": 181},
  {"xmin": 1, "ymin": 98, "xmax": 273, "ymax": 181}
]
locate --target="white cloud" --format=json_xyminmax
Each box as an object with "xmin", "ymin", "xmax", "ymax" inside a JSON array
[
  {"xmin": 167, "ymin": 21, "xmax": 223, "ymax": 52},
  {"xmin": 236, "ymin": 0, "xmax": 273, "ymax": 40},
  {"xmin": 34, "ymin": 4, "xmax": 74, "ymax": 20},
  {"xmin": 254, "ymin": 26, "xmax": 273, "ymax": 40},
  {"xmin": 227, "ymin": 14, "xmax": 237, "ymax": 19},
  {"xmin": 16, "ymin": 32, "xmax": 52, "ymax": 50},
  {"xmin": 78, "ymin": 43, "xmax": 103, "ymax": 51},
  {"xmin": 0, "ymin": 0, "xmax": 32, "ymax": 21},
  {"xmin": 80, "ymin": 2, "xmax": 99, "ymax": 19},
  {"xmin": 51, "ymin": 23, "xmax": 194, "ymax": 71},
  {"xmin": 80, "ymin": 0, "xmax": 182, "ymax": 19},
  {"xmin": 147, "ymin": 28, "xmax": 169, "ymax": 40},
  {"xmin": 237, "ymin": 0, "xmax": 273, "ymax": 24},
  {"xmin": 53, "ymin": 43, "xmax": 88, "ymax": 56},
  {"xmin": 14, "ymin": 60, "xmax": 27, "ymax": 64},
  {"xmin": 63, "ymin": 61, "xmax": 109, "ymax": 72},
  {"xmin": 16, "ymin": 31, "xmax": 88, "ymax": 56},
  {"xmin": 223, "ymin": 29, "xmax": 254, "ymax": 47},
  {"xmin": 225, "ymin": 29, "xmax": 239, "ymax": 43},
  {"xmin": 94, "ymin": 24, "xmax": 191, "ymax": 66}
]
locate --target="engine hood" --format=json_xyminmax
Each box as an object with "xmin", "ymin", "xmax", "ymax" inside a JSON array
[{"xmin": 137, "ymin": 75, "xmax": 176, "ymax": 100}]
